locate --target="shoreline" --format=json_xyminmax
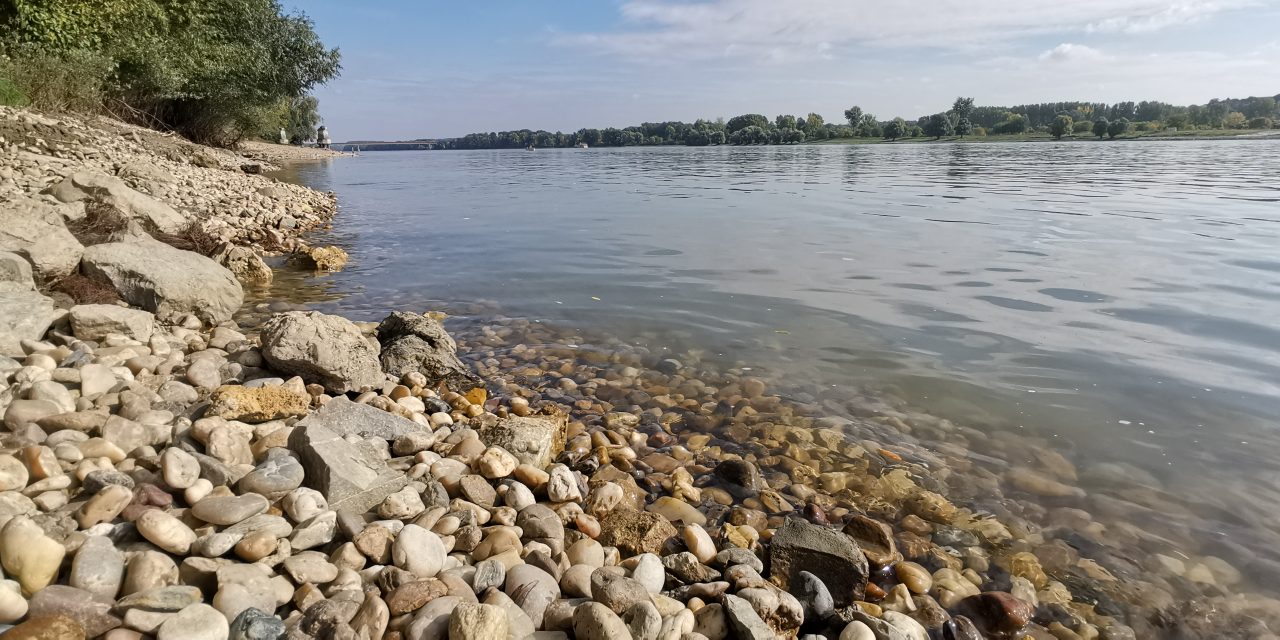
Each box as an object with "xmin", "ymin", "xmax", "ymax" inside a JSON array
[{"xmin": 0, "ymin": 106, "xmax": 1274, "ymax": 639}]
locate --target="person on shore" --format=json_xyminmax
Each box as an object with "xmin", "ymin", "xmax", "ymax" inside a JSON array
[
  {"xmin": 279, "ymin": 127, "xmax": 288, "ymax": 144},
  {"xmin": 317, "ymin": 126, "xmax": 331, "ymax": 149}
]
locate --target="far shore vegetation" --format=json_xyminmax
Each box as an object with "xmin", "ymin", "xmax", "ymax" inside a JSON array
[
  {"xmin": 0, "ymin": 0, "xmax": 341, "ymax": 146},
  {"xmin": 434, "ymin": 94, "xmax": 1280, "ymax": 150}
]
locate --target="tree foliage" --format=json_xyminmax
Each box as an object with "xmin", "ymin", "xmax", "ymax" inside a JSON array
[
  {"xmin": 883, "ymin": 118, "xmax": 906, "ymax": 141},
  {"xmin": 844, "ymin": 106, "xmax": 863, "ymax": 127},
  {"xmin": 953, "ymin": 117, "xmax": 972, "ymax": 138},
  {"xmin": 1107, "ymin": 118, "xmax": 1129, "ymax": 139},
  {"xmin": 725, "ymin": 114, "xmax": 769, "ymax": 135},
  {"xmin": 923, "ymin": 113, "xmax": 954, "ymax": 140},
  {"xmin": 1092, "ymin": 118, "xmax": 1109, "ymax": 139},
  {"xmin": 1223, "ymin": 112, "xmax": 1248, "ymax": 129},
  {"xmin": 0, "ymin": 0, "xmax": 342, "ymax": 146},
  {"xmin": 1049, "ymin": 115, "xmax": 1073, "ymax": 140}
]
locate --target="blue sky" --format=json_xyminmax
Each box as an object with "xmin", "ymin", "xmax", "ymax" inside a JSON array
[{"xmin": 300, "ymin": 0, "xmax": 1280, "ymax": 140}]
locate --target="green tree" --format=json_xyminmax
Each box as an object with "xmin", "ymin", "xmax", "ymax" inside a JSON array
[
  {"xmin": 1049, "ymin": 114, "xmax": 1073, "ymax": 140},
  {"xmin": 802, "ymin": 112, "xmax": 825, "ymax": 138},
  {"xmin": 954, "ymin": 117, "xmax": 972, "ymax": 138},
  {"xmin": 1073, "ymin": 120, "xmax": 1093, "ymax": 133},
  {"xmin": 1249, "ymin": 117, "xmax": 1274, "ymax": 129},
  {"xmin": 775, "ymin": 114, "xmax": 797, "ymax": 130},
  {"xmin": 923, "ymin": 113, "xmax": 953, "ymax": 140},
  {"xmin": 729, "ymin": 125, "xmax": 768, "ymax": 145},
  {"xmin": 726, "ymin": 114, "xmax": 769, "ymax": 134},
  {"xmin": 0, "ymin": 0, "xmax": 342, "ymax": 146},
  {"xmin": 1092, "ymin": 117, "xmax": 1109, "ymax": 138},
  {"xmin": 843, "ymin": 106, "xmax": 863, "ymax": 127},
  {"xmin": 1223, "ymin": 111, "xmax": 1248, "ymax": 129},
  {"xmin": 284, "ymin": 95, "xmax": 321, "ymax": 144},
  {"xmin": 883, "ymin": 118, "xmax": 906, "ymax": 141},
  {"xmin": 855, "ymin": 114, "xmax": 880, "ymax": 137},
  {"xmin": 1107, "ymin": 118, "xmax": 1129, "ymax": 139},
  {"xmin": 951, "ymin": 97, "xmax": 975, "ymax": 120}
]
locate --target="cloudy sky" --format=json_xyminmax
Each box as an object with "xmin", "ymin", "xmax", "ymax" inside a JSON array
[{"xmin": 303, "ymin": 0, "xmax": 1280, "ymax": 140}]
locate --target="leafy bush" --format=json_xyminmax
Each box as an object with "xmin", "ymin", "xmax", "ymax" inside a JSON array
[
  {"xmin": 1248, "ymin": 117, "xmax": 1273, "ymax": 130},
  {"xmin": 1073, "ymin": 120, "xmax": 1093, "ymax": 133},
  {"xmin": 0, "ymin": 75, "xmax": 26, "ymax": 106},
  {"xmin": 0, "ymin": 46, "xmax": 112, "ymax": 112}
]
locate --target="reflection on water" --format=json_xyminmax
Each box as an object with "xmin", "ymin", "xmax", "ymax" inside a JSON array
[{"xmin": 258, "ymin": 141, "xmax": 1280, "ymax": 585}]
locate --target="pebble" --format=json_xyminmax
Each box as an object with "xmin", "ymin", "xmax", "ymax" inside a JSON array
[
  {"xmin": 683, "ymin": 523, "xmax": 717, "ymax": 564},
  {"xmin": 135, "ymin": 509, "xmax": 198, "ymax": 555},
  {"xmin": 191, "ymin": 494, "xmax": 269, "ymax": 525},
  {"xmin": 157, "ymin": 603, "xmax": 229, "ymax": 640},
  {"xmin": 572, "ymin": 602, "xmax": 632, "ymax": 640},
  {"xmin": 0, "ymin": 516, "xmax": 66, "ymax": 595},
  {"xmin": 394, "ymin": 524, "xmax": 445, "ymax": 578}
]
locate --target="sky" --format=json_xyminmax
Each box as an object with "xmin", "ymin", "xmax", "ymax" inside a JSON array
[{"xmin": 300, "ymin": 0, "xmax": 1280, "ymax": 140}]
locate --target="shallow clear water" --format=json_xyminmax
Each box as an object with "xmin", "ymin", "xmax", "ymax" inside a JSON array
[{"xmin": 265, "ymin": 141, "xmax": 1280, "ymax": 575}]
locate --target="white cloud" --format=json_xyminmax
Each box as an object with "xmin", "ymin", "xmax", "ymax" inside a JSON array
[
  {"xmin": 1087, "ymin": 1, "xmax": 1238, "ymax": 32},
  {"xmin": 1039, "ymin": 43, "xmax": 1108, "ymax": 63},
  {"xmin": 559, "ymin": 0, "xmax": 1264, "ymax": 61}
]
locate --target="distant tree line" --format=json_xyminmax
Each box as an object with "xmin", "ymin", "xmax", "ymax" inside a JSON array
[{"xmin": 440, "ymin": 92, "xmax": 1280, "ymax": 149}]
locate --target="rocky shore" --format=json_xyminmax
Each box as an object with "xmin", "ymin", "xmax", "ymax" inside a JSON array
[{"xmin": 0, "ymin": 106, "xmax": 1277, "ymax": 639}]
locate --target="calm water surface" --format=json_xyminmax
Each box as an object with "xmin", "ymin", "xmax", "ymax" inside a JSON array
[{"xmin": 267, "ymin": 141, "xmax": 1280, "ymax": 575}]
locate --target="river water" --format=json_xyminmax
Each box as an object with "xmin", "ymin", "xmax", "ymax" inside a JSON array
[{"xmin": 263, "ymin": 141, "xmax": 1280, "ymax": 593}]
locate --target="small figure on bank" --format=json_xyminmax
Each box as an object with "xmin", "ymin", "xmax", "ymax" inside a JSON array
[
  {"xmin": 317, "ymin": 126, "xmax": 331, "ymax": 149},
  {"xmin": 279, "ymin": 127, "xmax": 288, "ymax": 144}
]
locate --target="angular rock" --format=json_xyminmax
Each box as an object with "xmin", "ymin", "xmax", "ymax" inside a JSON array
[
  {"xmin": 723, "ymin": 593, "xmax": 774, "ymax": 640},
  {"xmin": 0, "ymin": 251, "xmax": 35, "ymax": 292},
  {"xmin": 228, "ymin": 607, "xmax": 285, "ymax": 640},
  {"xmin": 0, "ymin": 291, "xmax": 60, "ymax": 357},
  {"xmin": 208, "ymin": 385, "xmax": 309, "ymax": 423},
  {"xmin": 598, "ymin": 508, "xmax": 677, "ymax": 556},
  {"xmin": 768, "ymin": 518, "xmax": 869, "ymax": 606},
  {"xmin": 448, "ymin": 602, "xmax": 509, "ymax": 640},
  {"xmin": 68, "ymin": 304, "xmax": 155, "ymax": 342},
  {"xmin": 375, "ymin": 311, "xmax": 479, "ymax": 391},
  {"xmin": 81, "ymin": 238, "xmax": 243, "ymax": 324},
  {"xmin": 295, "ymin": 396, "xmax": 425, "ymax": 440},
  {"xmin": 259, "ymin": 311, "xmax": 382, "ymax": 393},
  {"xmin": 27, "ymin": 585, "xmax": 121, "ymax": 637},
  {"xmin": 212, "ymin": 244, "xmax": 272, "ymax": 285},
  {"xmin": 0, "ymin": 197, "xmax": 84, "ymax": 280},
  {"xmin": 288, "ymin": 416, "xmax": 409, "ymax": 513},
  {"xmin": 477, "ymin": 413, "xmax": 568, "ymax": 469}
]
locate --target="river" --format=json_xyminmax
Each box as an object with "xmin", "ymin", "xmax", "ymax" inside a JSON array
[{"xmin": 261, "ymin": 140, "xmax": 1280, "ymax": 596}]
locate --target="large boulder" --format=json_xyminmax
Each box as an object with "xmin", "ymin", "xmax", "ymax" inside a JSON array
[
  {"xmin": 80, "ymin": 238, "xmax": 243, "ymax": 325},
  {"xmin": 0, "ymin": 252, "xmax": 35, "ymax": 293},
  {"xmin": 767, "ymin": 518, "xmax": 870, "ymax": 607},
  {"xmin": 0, "ymin": 198, "xmax": 85, "ymax": 280},
  {"xmin": 68, "ymin": 304, "xmax": 155, "ymax": 342},
  {"xmin": 376, "ymin": 312, "xmax": 479, "ymax": 392},
  {"xmin": 0, "ymin": 291, "xmax": 61, "ymax": 357},
  {"xmin": 46, "ymin": 171, "xmax": 187, "ymax": 234},
  {"xmin": 259, "ymin": 312, "xmax": 383, "ymax": 393},
  {"xmin": 287, "ymin": 415, "xmax": 408, "ymax": 513}
]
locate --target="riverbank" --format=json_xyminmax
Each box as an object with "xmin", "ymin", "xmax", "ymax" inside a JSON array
[{"xmin": 0, "ymin": 106, "xmax": 1276, "ymax": 639}]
